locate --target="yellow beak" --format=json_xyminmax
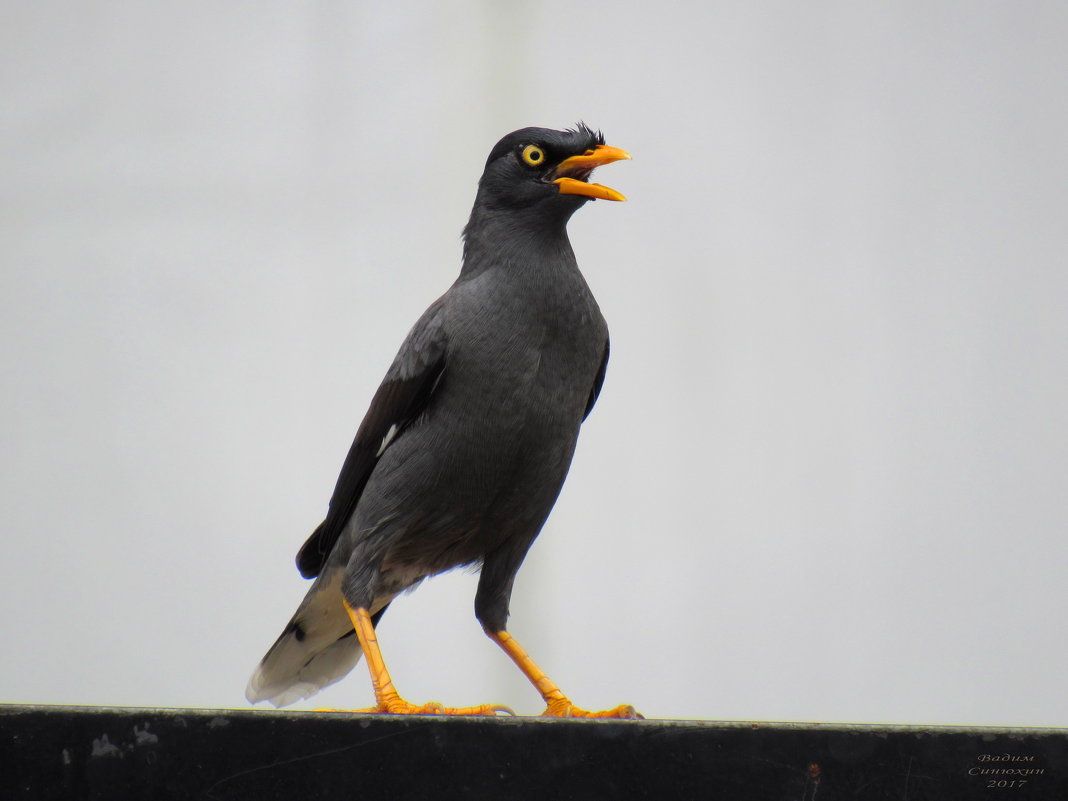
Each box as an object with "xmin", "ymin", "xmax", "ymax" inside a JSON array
[{"xmin": 552, "ymin": 144, "xmax": 632, "ymax": 202}]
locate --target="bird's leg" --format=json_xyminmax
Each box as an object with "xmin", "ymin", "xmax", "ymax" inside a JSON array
[
  {"xmin": 344, "ymin": 601, "xmax": 513, "ymax": 716},
  {"xmin": 487, "ymin": 629, "xmax": 642, "ymax": 719}
]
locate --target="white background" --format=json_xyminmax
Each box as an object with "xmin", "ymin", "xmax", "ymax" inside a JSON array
[{"xmin": 3, "ymin": 2, "xmax": 1066, "ymax": 726}]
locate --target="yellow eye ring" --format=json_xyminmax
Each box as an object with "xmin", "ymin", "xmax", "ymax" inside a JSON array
[{"xmin": 521, "ymin": 145, "xmax": 546, "ymax": 166}]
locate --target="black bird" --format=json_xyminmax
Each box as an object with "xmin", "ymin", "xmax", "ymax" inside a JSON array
[{"xmin": 246, "ymin": 124, "xmax": 636, "ymax": 717}]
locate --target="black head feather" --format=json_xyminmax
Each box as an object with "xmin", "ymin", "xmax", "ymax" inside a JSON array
[
  {"xmin": 464, "ymin": 123, "xmax": 611, "ymax": 247},
  {"xmin": 481, "ymin": 123, "xmax": 605, "ymax": 171}
]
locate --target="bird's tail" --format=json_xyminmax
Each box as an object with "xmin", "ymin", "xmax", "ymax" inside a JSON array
[{"xmin": 245, "ymin": 570, "xmax": 371, "ymax": 708}]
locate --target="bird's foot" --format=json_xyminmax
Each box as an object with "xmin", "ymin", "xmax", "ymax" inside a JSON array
[
  {"xmin": 359, "ymin": 692, "xmax": 515, "ymax": 716},
  {"xmin": 541, "ymin": 698, "xmax": 643, "ymax": 719},
  {"xmin": 341, "ymin": 603, "xmax": 514, "ymax": 715}
]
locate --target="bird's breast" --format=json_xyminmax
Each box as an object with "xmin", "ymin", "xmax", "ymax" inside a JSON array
[
  {"xmin": 351, "ymin": 263, "xmax": 607, "ymax": 572},
  {"xmin": 431, "ymin": 266, "xmax": 605, "ymax": 481}
]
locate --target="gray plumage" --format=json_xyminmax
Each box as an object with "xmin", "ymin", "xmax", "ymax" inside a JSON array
[{"xmin": 247, "ymin": 124, "xmax": 615, "ymax": 707}]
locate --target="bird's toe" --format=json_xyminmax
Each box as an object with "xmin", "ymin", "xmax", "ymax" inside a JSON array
[
  {"xmin": 369, "ymin": 696, "xmax": 513, "ymax": 716},
  {"xmin": 542, "ymin": 699, "xmax": 643, "ymax": 719}
]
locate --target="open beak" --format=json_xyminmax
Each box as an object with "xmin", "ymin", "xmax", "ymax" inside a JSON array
[{"xmin": 553, "ymin": 144, "xmax": 632, "ymax": 201}]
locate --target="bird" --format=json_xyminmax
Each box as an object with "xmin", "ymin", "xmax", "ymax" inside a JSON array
[{"xmin": 246, "ymin": 123, "xmax": 637, "ymax": 718}]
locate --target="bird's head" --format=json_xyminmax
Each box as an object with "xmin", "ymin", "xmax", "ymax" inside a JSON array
[{"xmin": 468, "ymin": 123, "xmax": 631, "ymax": 232}]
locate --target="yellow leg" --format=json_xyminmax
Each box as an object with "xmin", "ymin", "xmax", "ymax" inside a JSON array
[
  {"xmin": 489, "ymin": 630, "xmax": 641, "ymax": 719},
  {"xmin": 344, "ymin": 601, "xmax": 513, "ymax": 716}
]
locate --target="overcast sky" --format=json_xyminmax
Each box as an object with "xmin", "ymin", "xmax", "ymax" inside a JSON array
[{"xmin": 3, "ymin": 1, "xmax": 1066, "ymax": 727}]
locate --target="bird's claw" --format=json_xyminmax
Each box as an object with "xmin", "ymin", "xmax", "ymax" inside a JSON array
[
  {"xmin": 356, "ymin": 697, "xmax": 515, "ymax": 716},
  {"xmin": 541, "ymin": 699, "xmax": 643, "ymax": 719}
]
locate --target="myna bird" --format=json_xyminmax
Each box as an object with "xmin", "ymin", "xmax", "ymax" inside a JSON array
[{"xmin": 246, "ymin": 124, "xmax": 637, "ymax": 718}]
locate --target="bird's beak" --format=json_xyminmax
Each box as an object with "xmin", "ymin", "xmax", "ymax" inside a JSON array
[{"xmin": 553, "ymin": 145, "xmax": 632, "ymax": 202}]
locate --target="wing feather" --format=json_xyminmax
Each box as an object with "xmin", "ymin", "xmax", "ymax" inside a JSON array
[
  {"xmin": 582, "ymin": 336, "xmax": 610, "ymax": 421},
  {"xmin": 295, "ymin": 300, "xmax": 447, "ymax": 579}
]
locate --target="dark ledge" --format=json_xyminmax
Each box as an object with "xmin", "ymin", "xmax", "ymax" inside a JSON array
[{"xmin": 2, "ymin": 704, "xmax": 1066, "ymax": 800}]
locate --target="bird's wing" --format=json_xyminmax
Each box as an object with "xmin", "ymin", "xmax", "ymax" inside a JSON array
[
  {"xmin": 582, "ymin": 336, "xmax": 610, "ymax": 421},
  {"xmin": 295, "ymin": 299, "xmax": 448, "ymax": 579}
]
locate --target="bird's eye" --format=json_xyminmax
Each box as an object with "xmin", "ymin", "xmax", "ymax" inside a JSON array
[{"xmin": 520, "ymin": 145, "xmax": 546, "ymax": 167}]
